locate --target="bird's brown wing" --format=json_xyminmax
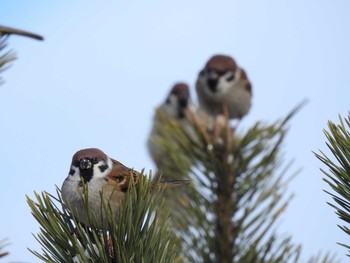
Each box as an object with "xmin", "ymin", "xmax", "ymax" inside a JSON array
[
  {"xmin": 109, "ymin": 158, "xmax": 140, "ymax": 192},
  {"xmin": 240, "ymin": 68, "xmax": 252, "ymax": 95},
  {"xmin": 0, "ymin": 26, "xmax": 44, "ymax": 41},
  {"xmin": 151, "ymin": 179, "xmax": 190, "ymax": 190},
  {"xmin": 109, "ymin": 159, "xmax": 189, "ymax": 192}
]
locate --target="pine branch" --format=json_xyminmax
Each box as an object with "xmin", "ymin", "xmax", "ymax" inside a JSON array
[
  {"xmin": 0, "ymin": 25, "xmax": 43, "ymax": 85},
  {"xmin": 0, "ymin": 25, "xmax": 44, "ymax": 41},
  {"xmin": 0, "ymin": 35, "xmax": 16, "ymax": 85},
  {"xmin": 307, "ymin": 252, "xmax": 340, "ymax": 263},
  {"xmin": 27, "ymin": 172, "xmax": 180, "ymax": 262},
  {"xmin": 153, "ymin": 103, "xmax": 308, "ymax": 262},
  {"xmin": 315, "ymin": 113, "xmax": 350, "ymax": 255},
  {"xmin": 0, "ymin": 239, "xmax": 9, "ymax": 259}
]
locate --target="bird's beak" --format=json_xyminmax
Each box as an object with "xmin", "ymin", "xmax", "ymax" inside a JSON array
[
  {"xmin": 79, "ymin": 159, "xmax": 92, "ymax": 170},
  {"xmin": 178, "ymin": 96, "xmax": 188, "ymax": 108}
]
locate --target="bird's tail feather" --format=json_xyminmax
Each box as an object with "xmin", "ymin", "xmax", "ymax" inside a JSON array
[{"xmin": 152, "ymin": 180, "xmax": 190, "ymax": 190}]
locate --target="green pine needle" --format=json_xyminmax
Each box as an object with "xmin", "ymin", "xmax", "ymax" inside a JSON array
[
  {"xmin": 0, "ymin": 239, "xmax": 9, "ymax": 258},
  {"xmin": 315, "ymin": 113, "xmax": 350, "ymax": 255},
  {"xmin": 0, "ymin": 35, "xmax": 16, "ymax": 85},
  {"xmin": 27, "ymin": 172, "xmax": 180, "ymax": 263}
]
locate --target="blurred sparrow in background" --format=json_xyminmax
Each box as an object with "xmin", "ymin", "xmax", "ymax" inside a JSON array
[
  {"xmin": 196, "ymin": 54, "xmax": 252, "ymax": 119},
  {"xmin": 147, "ymin": 82, "xmax": 197, "ymax": 168}
]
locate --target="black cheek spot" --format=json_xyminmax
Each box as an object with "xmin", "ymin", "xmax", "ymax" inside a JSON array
[
  {"xmin": 99, "ymin": 164, "xmax": 109, "ymax": 173},
  {"xmin": 69, "ymin": 169, "xmax": 75, "ymax": 176},
  {"xmin": 226, "ymin": 73, "xmax": 235, "ymax": 81}
]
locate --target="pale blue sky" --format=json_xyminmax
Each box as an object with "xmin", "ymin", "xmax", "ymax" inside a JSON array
[{"xmin": 1, "ymin": 1, "xmax": 350, "ymax": 262}]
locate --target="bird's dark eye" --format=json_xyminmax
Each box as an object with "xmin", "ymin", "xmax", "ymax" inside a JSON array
[
  {"xmin": 226, "ymin": 72, "xmax": 235, "ymax": 81},
  {"xmin": 92, "ymin": 158, "xmax": 99, "ymax": 164}
]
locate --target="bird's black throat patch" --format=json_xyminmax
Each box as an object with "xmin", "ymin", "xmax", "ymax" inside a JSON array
[{"xmin": 80, "ymin": 168, "xmax": 93, "ymax": 182}]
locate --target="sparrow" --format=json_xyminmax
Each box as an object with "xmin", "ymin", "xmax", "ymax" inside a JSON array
[
  {"xmin": 61, "ymin": 148, "xmax": 185, "ymax": 227},
  {"xmin": 0, "ymin": 25, "xmax": 43, "ymax": 41},
  {"xmin": 147, "ymin": 83, "xmax": 199, "ymax": 172},
  {"xmin": 195, "ymin": 54, "xmax": 252, "ymax": 119}
]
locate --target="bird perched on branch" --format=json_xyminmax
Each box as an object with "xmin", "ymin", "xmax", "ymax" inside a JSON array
[
  {"xmin": 147, "ymin": 83, "xmax": 197, "ymax": 167},
  {"xmin": 0, "ymin": 25, "xmax": 43, "ymax": 41},
  {"xmin": 196, "ymin": 54, "xmax": 252, "ymax": 119},
  {"xmin": 147, "ymin": 82, "xmax": 213, "ymax": 178},
  {"xmin": 61, "ymin": 148, "xmax": 185, "ymax": 227}
]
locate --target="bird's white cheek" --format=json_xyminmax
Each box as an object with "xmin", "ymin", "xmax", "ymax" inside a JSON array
[
  {"xmin": 61, "ymin": 166, "xmax": 81, "ymax": 199},
  {"xmin": 92, "ymin": 158, "xmax": 113, "ymax": 179},
  {"xmin": 61, "ymin": 171, "xmax": 84, "ymax": 207},
  {"xmin": 160, "ymin": 96, "xmax": 178, "ymax": 119},
  {"xmin": 66, "ymin": 166, "xmax": 81, "ymax": 181},
  {"xmin": 216, "ymin": 69, "xmax": 241, "ymax": 94}
]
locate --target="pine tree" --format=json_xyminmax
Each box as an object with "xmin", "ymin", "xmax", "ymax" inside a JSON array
[
  {"xmin": 143, "ymin": 99, "xmax": 339, "ymax": 262},
  {"xmin": 315, "ymin": 113, "xmax": 350, "ymax": 256},
  {"xmin": 153, "ymin": 104, "xmax": 304, "ymax": 263}
]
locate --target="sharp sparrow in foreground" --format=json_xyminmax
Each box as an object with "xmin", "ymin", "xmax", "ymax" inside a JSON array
[{"xmin": 61, "ymin": 148, "xmax": 185, "ymax": 227}]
